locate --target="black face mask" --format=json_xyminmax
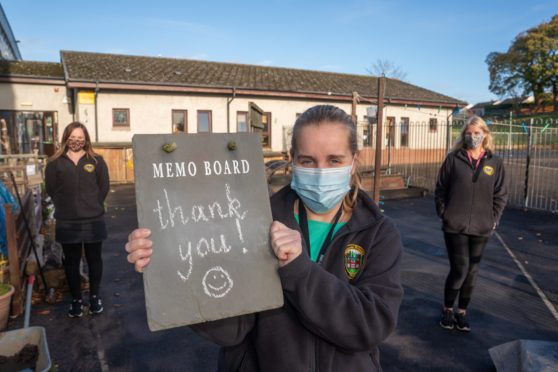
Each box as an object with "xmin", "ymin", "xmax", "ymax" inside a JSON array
[{"xmin": 464, "ymin": 134, "xmax": 484, "ymax": 149}]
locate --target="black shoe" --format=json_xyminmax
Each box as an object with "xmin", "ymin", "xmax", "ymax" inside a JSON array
[
  {"xmin": 455, "ymin": 312, "xmax": 471, "ymax": 332},
  {"xmin": 68, "ymin": 299, "xmax": 84, "ymax": 318},
  {"xmin": 90, "ymin": 295, "xmax": 104, "ymax": 315},
  {"xmin": 439, "ymin": 309, "xmax": 455, "ymax": 330}
]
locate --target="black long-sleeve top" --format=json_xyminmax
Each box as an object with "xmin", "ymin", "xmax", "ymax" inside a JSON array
[
  {"xmin": 45, "ymin": 154, "xmax": 110, "ymax": 221},
  {"xmin": 435, "ymin": 149, "xmax": 508, "ymax": 237},
  {"xmin": 191, "ymin": 186, "xmax": 403, "ymax": 371}
]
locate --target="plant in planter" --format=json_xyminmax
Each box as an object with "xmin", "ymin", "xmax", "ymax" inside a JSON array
[
  {"xmin": 0, "ymin": 282, "xmax": 12, "ymax": 296},
  {"xmin": 0, "ymin": 255, "xmax": 14, "ymax": 331},
  {"xmin": 0, "ymin": 254, "xmax": 8, "ymax": 283}
]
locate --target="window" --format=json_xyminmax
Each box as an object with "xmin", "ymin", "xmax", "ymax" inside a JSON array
[
  {"xmin": 261, "ymin": 112, "xmax": 271, "ymax": 148},
  {"xmin": 400, "ymin": 117, "xmax": 409, "ymax": 147},
  {"xmin": 113, "ymin": 108, "xmax": 130, "ymax": 127},
  {"xmin": 172, "ymin": 110, "xmax": 187, "ymax": 133},
  {"xmin": 386, "ymin": 116, "xmax": 396, "ymax": 147},
  {"xmin": 429, "ymin": 118, "xmax": 438, "ymax": 132},
  {"xmin": 365, "ymin": 115, "xmax": 376, "ymax": 125},
  {"xmin": 361, "ymin": 115, "xmax": 377, "ymax": 147},
  {"xmin": 237, "ymin": 111, "xmax": 248, "ymax": 132},
  {"xmin": 197, "ymin": 110, "xmax": 212, "ymax": 133},
  {"xmin": 0, "ymin": 110, "xmax": 58, "ymax": 156}
]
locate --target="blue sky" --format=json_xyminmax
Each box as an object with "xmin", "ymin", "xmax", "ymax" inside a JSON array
[{"xmin": 2, "ymin": 0, "xmax": 557, "ymax": 104}]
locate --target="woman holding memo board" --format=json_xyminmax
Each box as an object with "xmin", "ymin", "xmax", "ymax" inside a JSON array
[
  {"xmin": 46, "ymin": 122, "xmax": 110, "ymax": 318},
  {"xmin": 126, "ymin": 105, "xmax": 403, "ymax": 371}
]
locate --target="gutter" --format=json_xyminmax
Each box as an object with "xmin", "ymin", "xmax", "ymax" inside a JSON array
[{"xmin": 226, "ymin": 87, "xmax": 236, "ymax": 133}]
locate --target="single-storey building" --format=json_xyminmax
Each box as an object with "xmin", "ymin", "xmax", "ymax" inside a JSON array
[{"xmin": 1, "ymin": 51, "xmax": 465, "ymax": 182}]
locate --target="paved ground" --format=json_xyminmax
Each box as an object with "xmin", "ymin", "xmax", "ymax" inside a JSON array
[{"xmin": 6, "ymin": 184, "xmax": 558, "ymax": 371}]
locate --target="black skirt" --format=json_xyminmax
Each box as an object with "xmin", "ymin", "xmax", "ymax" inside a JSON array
[{"xmin": 55, "ymin": 216, "xmax": 107, "ymax": 244}]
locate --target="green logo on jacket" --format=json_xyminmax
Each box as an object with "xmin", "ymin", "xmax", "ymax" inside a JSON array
[{"xmin": 344, "ymin": 244, "xmax": 365, "ymax": 280}]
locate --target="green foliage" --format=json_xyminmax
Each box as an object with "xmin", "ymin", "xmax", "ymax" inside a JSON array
[
  {"xmin": 0, "ymin": 283, "xmax": 11, "ymax": 296},
  {"xmin": 487, "ymin": 16, "xmax": 558, "ymax": 110}
]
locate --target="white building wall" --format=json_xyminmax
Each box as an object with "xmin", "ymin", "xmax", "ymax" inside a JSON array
[
  {"xmin": 354, "ymin": 105, "xmax": 452, "ymax": 150},
  {"xmin": 3, "ymin": 83, "xmax": 454, "ymax": 153},
  {"xmin": 81, "ymin": 91, "xmax": 231, "ymax": 142},
  {"xmin": 0, "ymin": 82, "xmax": 73, "ymax": 126},
  {"xmin": 85, "ymin": 90, "xmax": 355, "ymax": 152}
]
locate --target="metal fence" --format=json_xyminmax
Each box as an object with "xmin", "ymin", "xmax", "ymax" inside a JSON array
[{"xmin": 352, "ymin": 117, "xmax": 558, "ymax": 213}]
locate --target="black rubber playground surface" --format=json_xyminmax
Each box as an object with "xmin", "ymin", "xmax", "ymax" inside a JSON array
[{"xmin": 7, "ymin": 184, "xmax": 558, "ymax": 371}]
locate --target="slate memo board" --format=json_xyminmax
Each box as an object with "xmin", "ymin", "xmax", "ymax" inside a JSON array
[{"xmin": 133, "ymin": 133, "xmax": 284, "ymax": 331}]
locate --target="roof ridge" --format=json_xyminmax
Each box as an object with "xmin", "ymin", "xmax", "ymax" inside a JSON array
[{"xmin": 0, "ymin": 60, "xmax": 61, "ymax": 65}]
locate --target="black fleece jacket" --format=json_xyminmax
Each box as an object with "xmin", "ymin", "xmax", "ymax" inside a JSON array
[
  {"xmin": 435, "ymin": 149, "xmax": 507, "ymax": 237},
  {"xmin": 45, "ymin": 154, "xmax": 110, "ymax": 221},
  {"xmin": 192, "ymin": 186, "xmax": 403, "ymax": 372}
]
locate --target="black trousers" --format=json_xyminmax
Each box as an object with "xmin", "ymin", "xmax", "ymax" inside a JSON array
[
  {"xmin": 62, "ymin": 242, "xmax": 103, "ymax": 300},
  {"xmin": 443, "ymin": 232, "xmax": 488, "ymax": 309}
]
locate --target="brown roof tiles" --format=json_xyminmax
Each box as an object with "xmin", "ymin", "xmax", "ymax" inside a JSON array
[{"xmin": 61, "ymin": 51, "xmax": 465, "ymax": 105}]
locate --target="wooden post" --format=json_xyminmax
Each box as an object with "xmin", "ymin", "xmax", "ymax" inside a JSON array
[
  {"xmin": 373, "ymin": 77, "xmax": 385, "ymax": 203},
  {"xmin": 5, "ymin": 204, "xmax": 23, "ymax": 316}
]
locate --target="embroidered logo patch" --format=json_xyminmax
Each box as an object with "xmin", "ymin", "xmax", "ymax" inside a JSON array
[
  {"xmin": 84, "ymin": 164, "xmax": 95, "ymax": 173},
  {"xmin": 344, "ymin": 244, "xmax": 365, "ymax": 280},
  {"xmin": 483, "ymin": 165, "xmax": 494, "ymax": 176}
]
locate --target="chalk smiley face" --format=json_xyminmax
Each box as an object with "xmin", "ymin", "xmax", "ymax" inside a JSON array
[{"xmin": 202, "ymin": 266, "xmax": 233, "ymax": 298}]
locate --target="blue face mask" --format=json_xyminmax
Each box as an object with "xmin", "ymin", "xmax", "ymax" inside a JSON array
[{"xmin": 290, "ymin": 164, "xmax": 353, "ymax": 214}]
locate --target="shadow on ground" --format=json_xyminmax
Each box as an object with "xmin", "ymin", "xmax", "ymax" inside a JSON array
[{"xmin": 6, "ymin": 186, "xmax": 558, "ymax": 371}]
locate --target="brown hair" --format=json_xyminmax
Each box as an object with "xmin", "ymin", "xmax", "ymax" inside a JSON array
[
  {"xmin": 453, "ymin": 115, "xmax": 494, "ymax": 152},
  {"xmin": 49, "ymin": 122, "xmax": 99, "ymax": 163},
  {"xmin": 290, "ymin": 105, "xmax": 362, "ymax": 212}
]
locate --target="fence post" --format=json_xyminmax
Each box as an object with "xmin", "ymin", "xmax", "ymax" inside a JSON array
[
  {"xmin": 508, "ymin": 111, "xmax": 512, "ymax": 152},
  {"xmin": 373, "ymin": 77, "xmax": 385, "ymax": 203},
  {"xmin": 523, "ymin": 118, "xmax": 533, "ymax": 208},
  {"xmin": 445, "ymin": 117, "xmax": 452, "ymax": 153}
]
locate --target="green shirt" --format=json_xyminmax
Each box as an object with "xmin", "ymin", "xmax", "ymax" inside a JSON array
[{"xmin": 295, "ymin": 214, "xmax": 347, "ymax": 262}]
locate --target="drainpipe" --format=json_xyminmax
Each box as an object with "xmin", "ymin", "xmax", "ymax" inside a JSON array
[
  {"xmin": 72, "ymin": 89, "xmax": 78, "ymax": 122},
  {"xmin": 351, "ymin": 91, "xmax": 358, "ymax": 123},
  {"xmin": 227, "ymin": 87, "xmax": 236, "ymax": 133},
  {"xmin": 94, "ymin": 80, "xmax": 99, "ymax": 143}
]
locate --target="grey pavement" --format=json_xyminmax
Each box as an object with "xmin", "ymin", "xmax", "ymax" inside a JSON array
[
  {"xmin": 379, "ymin": 196, "xmax": 558, "ymax": 372},
  {"xmin": 6, "ymin": 184, "xmax": 558, "ymax": 371}
]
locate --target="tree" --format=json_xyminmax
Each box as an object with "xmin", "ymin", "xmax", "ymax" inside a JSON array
[
  {"xmin": 487, "ymin": 16, "xmax": 558, "ymax": 112},
  {"xmin": 367, "ymin": 59, "xmax": 408, "ymax": 81}
]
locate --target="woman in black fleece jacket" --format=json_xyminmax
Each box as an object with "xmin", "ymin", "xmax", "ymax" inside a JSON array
[
  {"xmin": 435, "ymin": 115, "xmax": 507, "ymax": 332},
  {"xmin": 126, "ymin": 105, "xmax": 403, "ymax": 371},
  {"xmin": 45, "ymin": 122, "xmax": 110, "ymax": 318}
]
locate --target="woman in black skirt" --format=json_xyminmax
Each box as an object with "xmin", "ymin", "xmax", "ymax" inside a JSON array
[{"xmin": 45, "ymin": 122, "xmax": 110, "ymax": 317}]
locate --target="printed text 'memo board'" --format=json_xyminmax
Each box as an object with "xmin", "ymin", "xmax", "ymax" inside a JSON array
[{"xmin": 133, "ymin": 133, "xmax": 283, "ymax": 331}]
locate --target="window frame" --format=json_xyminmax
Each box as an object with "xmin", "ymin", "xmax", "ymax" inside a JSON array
[
  {"xmin": 236, "ymin": 111, "xmax": 248, "ymax": 133},
  {"xmin": 172, "ymin": 109, "xmax": 188, "ymax": 133},
  {"xmin": 429, "ymin": 118, "xmax": 438, "ymax": 132},
  {"xmin": 112, "ymin": 108, "xmax": 130, "ymax": 128},
  {"xmin": 261, "ymin": 112, "xmax": 271, "ymax": 148},
  {"xmin": 400, "ymin": 117, "xmax": 409, "ymax": 147},
  {"xmin": 197, "ymin": 110, "xmax": 212, "ymax": 133}
]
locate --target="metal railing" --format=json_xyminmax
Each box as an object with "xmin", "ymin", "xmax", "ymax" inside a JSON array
[
  {"xmin": 355, "ymin": 117, "xmax": 558, "ymax": 212},
  {"xmin": 280, "ymin": 117, "xmax": 558, "ymax": 212}
]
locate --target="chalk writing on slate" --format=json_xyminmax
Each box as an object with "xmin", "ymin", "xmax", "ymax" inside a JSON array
[{"xmin": 133, "ymin": 133, "xmax": 283, "ymax": 331}]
